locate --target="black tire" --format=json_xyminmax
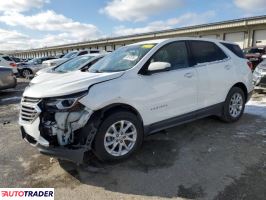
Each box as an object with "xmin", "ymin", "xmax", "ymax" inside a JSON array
[
  {"xmin": 93, "ymin": 111, "xmax": 143, "ymax": 161},
  {"xmin": 220, "ymin": 87, "xmax": 246, "ymax": 123},
  {"xmin": 22, "ymin": 69, "xmax": 32, "ymax": 78}
]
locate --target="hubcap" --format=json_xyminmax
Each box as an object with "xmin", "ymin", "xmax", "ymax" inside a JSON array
[
  {"xmin": 229, "ymin": 93, "xmax": 243, "ymax": 118},
  {"xmin": 104, "ymin": 120, "xmax": 137, "ymax": 157}
]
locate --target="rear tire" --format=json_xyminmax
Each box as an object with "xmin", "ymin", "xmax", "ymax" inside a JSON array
[
  {"xmin": 93, "ymin": 111, "xmax": 143, "ymax": 161},
  {"xmin": 220, "ymin": 87, "xmax": 245, "ymax": 123},
  {"xmin": 22, "ymin": 69, "xmax": 32, "ymax": 78}
]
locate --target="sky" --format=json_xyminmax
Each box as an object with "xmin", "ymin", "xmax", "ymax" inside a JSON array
[{"xmin": 0, "ymin": 0, "xmax": 265, "ymax": 51}]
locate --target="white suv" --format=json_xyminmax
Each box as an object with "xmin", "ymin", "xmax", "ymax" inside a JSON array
[{"xmin": 19, "ymin": 38, "xmax": 253, "ymax": 163}]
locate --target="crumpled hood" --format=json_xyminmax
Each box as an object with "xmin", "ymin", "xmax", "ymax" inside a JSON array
[{"xmin": 24, "ymin": 71, "xmax": 124, "ymax": 98}]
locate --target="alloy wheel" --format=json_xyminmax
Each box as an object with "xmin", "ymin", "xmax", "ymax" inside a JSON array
[
  {"xmin": 104, "ymin": 120, "xmax": 137, "ymax": 157},
  {"xmin": 229, "ymin": 93, "xmax": 243, "ymax": 118}
]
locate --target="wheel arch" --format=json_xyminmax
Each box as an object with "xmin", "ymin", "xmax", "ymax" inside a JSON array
[
  {"xmin": 231, "ymin": 82, "xmax": 248, "ymax": 102},
  {"xmin": 85, "ymin": 103, "xmax": 144, "ymax": 150},
  {"xmin": 94, "ymin": 103, "xmax": 144, "ymax": 125}
]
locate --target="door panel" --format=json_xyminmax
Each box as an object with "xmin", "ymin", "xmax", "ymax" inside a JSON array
[
  {"xmin": 136, "ymin": 41, "xmax": 198, "ymax": 125},
  {"xmin": 188, "ymin": 40, "xmax": 234, "ymax": 108},
  {"xmin": 137, "ymin": 68, "xmax": 197, "ymax": 124},
  {"xmin": 196, "ymin": 60, "xmax": 235, "ymax": 108}
]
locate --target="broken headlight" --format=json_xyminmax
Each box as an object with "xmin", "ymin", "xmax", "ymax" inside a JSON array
[{"xmin": 44, "ymin": 91, "xmax": 88, "ymax": 112}]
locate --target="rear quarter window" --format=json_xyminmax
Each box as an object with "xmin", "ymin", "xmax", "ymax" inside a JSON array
[{"xmin": 221, "ymin": 43, "xmax": 245, "ymax": 58}]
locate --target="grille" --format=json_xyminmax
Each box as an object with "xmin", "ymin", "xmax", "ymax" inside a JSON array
[
  {"xmin": 20, "ymin": 97, "xmax": 41, "ymax": 123},
  {"xmin": 22, "ymin": 97, "xmax": 41, "ymax": 104}
]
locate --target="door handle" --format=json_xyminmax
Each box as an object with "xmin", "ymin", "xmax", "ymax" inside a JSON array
[
  {"xmin": 184, "ymin": 72, "xmax": 193, "ymax": 78},
  {"xmin": 224, "ymin": 65, "xmax": 232, "ymax": 70}
]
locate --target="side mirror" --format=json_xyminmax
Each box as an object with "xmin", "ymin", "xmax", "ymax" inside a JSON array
[{"xmin": 148, "ymin": 62, "xmax": 171, "ymax": 72}]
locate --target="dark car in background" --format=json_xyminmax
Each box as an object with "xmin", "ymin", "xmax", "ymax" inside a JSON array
[
  {"xmin": 17, "ymin": 56, "xmax": 56, "ymax": 78},
  {"xmin": 0, "ymin": 66, "xmax": 17, "ymax": 90},
  {"xmin": 243, "ymin": 46, "xmax": 266, "ymax": 70}
]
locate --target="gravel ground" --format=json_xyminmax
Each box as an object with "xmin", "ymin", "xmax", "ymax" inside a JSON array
[{"xmin": 0, "ymin": 79, "xmax": 266, "ymax": 200}]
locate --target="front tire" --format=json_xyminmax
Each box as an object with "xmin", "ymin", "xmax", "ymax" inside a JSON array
[
  {"xmin": 220, "ymin": 87, "xmax": 245, "ymax": 123},
  {"xmin": 94, "ymin": 111, "xmax": 143, "ymax": 161}
]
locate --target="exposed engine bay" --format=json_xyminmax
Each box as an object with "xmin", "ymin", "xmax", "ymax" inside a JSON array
[
  {"xmin": 36, "ymin": 91, "xmax": 95, "ymax": 147},
  {"xmin": 41, "ymin": 108, "xmax": 93, "ymax": 146}
]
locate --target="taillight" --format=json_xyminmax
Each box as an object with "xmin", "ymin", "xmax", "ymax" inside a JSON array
[
  {"xmin": 247, "ymin": 61, "xmax": 253, "ymax": 70},
  {"xmin": 9, "ymin": 63, "xmax": 17, "ymax": 67}
]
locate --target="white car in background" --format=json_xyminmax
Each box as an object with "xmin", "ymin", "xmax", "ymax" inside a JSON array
[
  {"xmin": 0, "ymin": 55, "xmax": 18, "ymax": 74},
  {"xmin": 17, "ymin": 56, "xmax": 56, "ymax": 78},
  {"xmin": 42, "ymin": 50, "xmax": 100, "ymax": 68},
  {"xmin": 19, "ymin": 38, "xmax": 253, "ymax": 163},
  {"xmin": 32, "ymin": 54, "xmax": 106, "ymax": 84}
]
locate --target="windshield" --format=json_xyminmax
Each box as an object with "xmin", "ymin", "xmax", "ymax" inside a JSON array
[
  {"xmin": 54, "ymin": 55, "xmax": 96, "ymax": 72},
  {"xmin": 63, "ymin": 52, "xmax": 78, "ymax": 59},
  {"xmin": 89, "ymin": 44, "xmax": 156, "ymax": 73}
]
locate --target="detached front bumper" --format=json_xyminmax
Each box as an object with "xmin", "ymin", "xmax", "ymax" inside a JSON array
[
  {"xmin": 21, "ymin": 124, "xmax": 90, "ymax": 164},
  {"xmin": 21, "ymin": 126, "xmax": 87, "ymax": 163}
]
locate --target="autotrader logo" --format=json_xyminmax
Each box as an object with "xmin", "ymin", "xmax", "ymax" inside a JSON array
[{"xmin": 0, "ymin": 188, "xmax": 54, "ymax": 200}]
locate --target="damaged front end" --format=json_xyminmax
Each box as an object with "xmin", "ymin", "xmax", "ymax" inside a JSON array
[{"xmin": 20, "ymin": 91, "xmax": 98, "ymax": 164}]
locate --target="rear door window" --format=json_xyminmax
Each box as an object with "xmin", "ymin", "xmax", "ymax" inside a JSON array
[
  {"xmin": 189, "ymin": 41, "xmax": 227, "ymax": 64},
  {"xmin": 221, "ymin": 42, "xmax": 245, "ymax": 58}
]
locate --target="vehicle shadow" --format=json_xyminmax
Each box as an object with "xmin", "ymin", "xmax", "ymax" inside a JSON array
[{"xmin": 58, "ymin": 110, "xmax": 266, "ymax": 199}]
